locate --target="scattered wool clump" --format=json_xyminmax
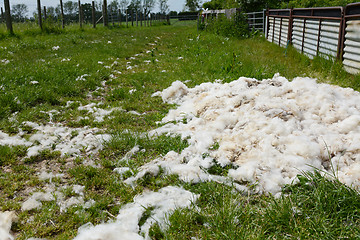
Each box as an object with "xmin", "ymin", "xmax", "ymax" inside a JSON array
[
  {"xmin": 0, "ymin": 121, "xmax": 111, "ymax": 157},
  {"xmin": 21, "ymin": 191, "xmax": 55, "ymax": 211},
  {"xmin": 37, "ymin": 171, "xmax": 64, "ymax": 181},
  {"xmin": 21, "ymin": 182, "xmax": 94, "ymax": 213},
  {"xmin": 59, "ymin": 197, "xmax": 85, "ymax": 213},
  {"xmin": 73, "ymin": 186, "xmax": 198, "ymax": 240},
  {"xmin": 0, "ymin": 211, "xmax": 16, "ymax": 240},
  {"xmin": 119, "ymin": 145, "xmax": 141, "ymax": 163},
  {"xmin": 78, "ymin": 102, "xmax": 121, "ymax": 122},
  {"xmin": 129, "ymin": 74, "xmax": 360, "ymax": 194},
  {"xmin": 0, "ymin": 130, "xmax": 32, "ymax": 147}
]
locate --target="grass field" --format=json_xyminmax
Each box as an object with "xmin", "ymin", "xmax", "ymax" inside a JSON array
[{"xmin": 0, "ymin": 21, "xmax": 360, "ymax": 239}]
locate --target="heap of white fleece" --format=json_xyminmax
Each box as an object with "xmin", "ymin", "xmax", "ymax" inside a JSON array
[{"xmin": 126, "ymin": 74, "xmax": 360, "ymax": 194}]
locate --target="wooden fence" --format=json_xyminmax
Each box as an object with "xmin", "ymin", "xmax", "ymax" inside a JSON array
[{"xmin": 0, "ymin": 0, "xmax": 168, "ymax": 33}]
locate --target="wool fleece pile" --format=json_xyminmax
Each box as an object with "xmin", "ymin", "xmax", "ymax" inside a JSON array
[{"xmin": 143, "ymin": 74, "xmax": 360, "ymax": 194}]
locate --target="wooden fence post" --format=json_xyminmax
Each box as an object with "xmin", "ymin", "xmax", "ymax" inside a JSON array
[
  {"xmin": 60, "ymin": 0, "xmax": 65, "ymax": 28},
  {"xmin": 78, "ymin": 0, "xmax": 82, "ymax": 28},
  {"xmin": 92, "ymin": 1, "xmax": 96, "ymax": 28},
  {"xmin": 103, "ymin": 0, "xmax": 108, "ymax": 26},
  {"xmin": 118, "ymin": 9, "xmax": 121, "ymax": 26},
  {"xmin": 140, "ymin": 11, "xmax": 142, "ymax": 27},
  {"xmin": 126, "ymin": 9, "xmax": 128, "ymax": 27},
  {"xmin": 112, "ymin": 9, "xmax": 115, "ymax": 26},
  {"xmin": 43, "ymin": 6, "xmax": 47, "ymax": 20},
  {"xmin": 131, "ymin": 9, "xmax": 134, "ymax": 26},
  {"xmin": 144, "ymin": 10, "xmax": 146, "ymax": 26},
  {"xmin": 1, "ymin": 7, "xmax": 4, "ymax": 23},
  {"xmin": 136, "ymin": 9, "xmax": 138, "ymax": 26},
  {"xmin": 37, "ymin": 0, "xmax": 43, "ymax": 30},
  {"xmin": 4, "ymin": 0, "xmax": 13, "ymax": 34}
]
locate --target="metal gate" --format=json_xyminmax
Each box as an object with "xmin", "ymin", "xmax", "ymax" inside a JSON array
[{"xmin": 266, "ymin": 4, "xmax": 360, "ymax": 74}]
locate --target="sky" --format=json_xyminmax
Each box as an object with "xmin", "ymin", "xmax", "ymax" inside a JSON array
[{"xmin": 0, "ymin": 0, "xmax": 188, "ymax": 16}]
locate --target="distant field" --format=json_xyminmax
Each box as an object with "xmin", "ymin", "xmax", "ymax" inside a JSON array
[{"xmin": 0, "ymin": 21, "xmax": 359, "ymax": 239}]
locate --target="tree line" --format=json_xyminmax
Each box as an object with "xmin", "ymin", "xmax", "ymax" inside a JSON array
[{"xmin": 201, "ymin": 0, "xmax": 360, "ymax": 12}]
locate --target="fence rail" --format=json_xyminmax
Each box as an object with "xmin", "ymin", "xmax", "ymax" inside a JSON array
[{"xmin": 266, "ymin": 3, "xmax": 360, "ymax": 74}]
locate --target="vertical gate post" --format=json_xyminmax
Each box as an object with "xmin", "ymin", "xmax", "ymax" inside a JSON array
[
  {"xmin": 337, "ymin": 7, "xmax": 345, "ymax": 60},
  {"xmin": 316, "ymin": 19, "xmax": 322, "ymax": 55},
  {"xmin": 266, "ymin": 9, "xmax": 269, "ymax": 39},
  {"xmin": 301, "ymin": 19, "xmax": 307, "ymax": 53},
  {"xmin": 272, "ymin": 13, "xmax": 275, "ymax": 42},
  {"xmin": 287, "ymin": 8, "xmax": 293, "ymax": 44},
  {"xmin": 279, "ymin": 18, "xmax": 283, "ymax": 46}
]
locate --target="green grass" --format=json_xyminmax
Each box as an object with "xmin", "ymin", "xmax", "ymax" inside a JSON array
[
  {"xmin": 0, "ymin": 21, "xmax": 359, "ymax": 239},
  {"xmin": 156, "ymin": 171, "xmax": 360, "ymax": 239}
]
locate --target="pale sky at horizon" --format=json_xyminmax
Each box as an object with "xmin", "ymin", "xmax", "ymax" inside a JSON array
[{"xmin": 1, "ymin": 0, "xmax": 189, "ymax": 16}]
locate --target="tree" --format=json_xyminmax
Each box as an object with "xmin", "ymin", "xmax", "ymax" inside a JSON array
[
  {"xmin": 108, "ymin": 0, "xmax": 120, "ymax": 14},
  {"xmin": 203, "ymin": 0, "xmax": 239, "ymax": 10},
  {"xmin": 129, "ymin": 0, "xmax": 141, "ymax": 11},
  {"xmin": 238, "ymin": 0, "xmax": 281, "ymax": 12},
  {"xmin": 281, "ymin": 0, "xmax": 358, "ymax": 8},
  {"xmin": 142, "ymin": 0, "xmax": 155, "ymax": 23},
  {"xmin": 120, "ymin": 0, "xmax": 130, "ymax": 13},
  {"xmin": 142, "ymin": 0, "xmax": 155, "ymax": 15},
  {"xmin": 158, "ymin": 0, "xmax": 169, "ymax": 14},
  {"xmin": 46, "ymin": 6, "xmax": 56, "ymax": 18},
  {"xmin": 185, "ymin": 0, "xmax": 201, "ymax": 11},
  {"xmin": 11, "ymin": 3, "xmax": 28, "ymax": 22},
  {"xmin": 63, "ymin": 1, "xmax": 78, "ymax": 16}
]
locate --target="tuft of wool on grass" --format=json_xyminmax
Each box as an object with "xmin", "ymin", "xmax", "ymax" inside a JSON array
[
  {"xmin": 126, "ymin": 74, "xmax": 360, "ymax": 195},
  {"xmin": 0, "ymin": 121, "xmax": 111, "ymax": 157},
  {"xmin": 0, "ymin": 211, "xmax": 17, "ymax": 240},
  {"xmin": 73, "ymin": 186, "xmax": 198, "ymax": 240},
  {"xmin": 77, "ymin": 102, "xmax": 122, "ymax": 122}
]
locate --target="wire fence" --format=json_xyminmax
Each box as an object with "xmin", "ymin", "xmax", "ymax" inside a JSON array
[{"xmin": 0, "ymin": 0, "xmax": 171, "ymax": 32}]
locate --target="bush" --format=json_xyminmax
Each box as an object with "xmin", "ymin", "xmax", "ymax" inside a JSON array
[{"xmin": 202, "ymin": 12, "xmax": 249, "ymax": 38}]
